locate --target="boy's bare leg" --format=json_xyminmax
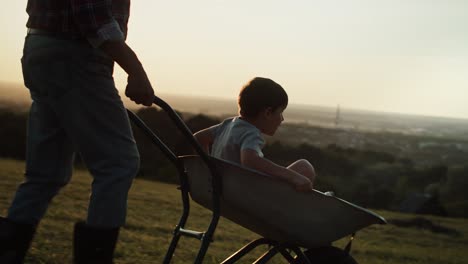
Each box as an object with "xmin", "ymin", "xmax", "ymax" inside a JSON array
[{"xmin": 287, "ymin": 159, "xmax": 316, "ymax": 188}]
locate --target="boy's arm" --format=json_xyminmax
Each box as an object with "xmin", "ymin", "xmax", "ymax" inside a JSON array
[
  {"xmin": 241, "ymin": 149, "xmax": 313, "ymax": 192},
  {"xmin": 194, "ymin": 128, "xmax": 215, "ymax": 153}
]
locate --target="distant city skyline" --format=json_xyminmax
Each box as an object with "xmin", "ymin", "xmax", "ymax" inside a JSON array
[{"xmin": 1, "ymin": 1, "xmax": 467, "ymax": 119}]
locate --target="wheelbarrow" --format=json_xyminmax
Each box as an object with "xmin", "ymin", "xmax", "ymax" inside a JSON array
[{"xmin": 127, "ymin": 96, "xmax": 386, "ymax": 264}]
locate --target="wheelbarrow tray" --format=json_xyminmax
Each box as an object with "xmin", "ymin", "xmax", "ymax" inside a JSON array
[{"xmin": 182, "ymin": 155, "xmax": 386, "ymax": 248}]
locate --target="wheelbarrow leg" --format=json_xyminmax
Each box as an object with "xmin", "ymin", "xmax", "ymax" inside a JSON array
[
  {"xmin": 193, "ymin": 213, "xmax": 220, "ymax": 264},
  {"xmin": 279, "ymin": 248, "xmax": 296, "ymax": 263},
  {"xmin": 163, "ymin": 231, "xmax": 182, "ymax": 264},
  {"xmin": 221, "ymin": 238, "xmax": 274, "ymax": 264},
  {"xmin": 253, "ymin": 245, "xmax": 281, "ymax": 264},
  {"xmin": 163, "ymin": 182, "xmax": 191, "ymax": 264},
  {"xmin": 290, "ymin": 246, "xmax": 312, "ymax": 264}
]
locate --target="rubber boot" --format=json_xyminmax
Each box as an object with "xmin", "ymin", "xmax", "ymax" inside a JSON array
[
  {"xmin": 73, "ymin": 221, "xmax": 120, "ymax": 264},
  {"xmin": 0, "ymin": 216, "xmax": 36, "ymax": 264}
]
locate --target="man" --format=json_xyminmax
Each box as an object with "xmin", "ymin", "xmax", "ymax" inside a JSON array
[{"xmin": 0, "ymin": 0, "xmax": 154, "ymax": 263}]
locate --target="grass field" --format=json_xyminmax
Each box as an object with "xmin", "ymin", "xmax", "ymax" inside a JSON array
[{"xmin": 1, "ymin": 158, "xmax": 467, "ymax": 264}]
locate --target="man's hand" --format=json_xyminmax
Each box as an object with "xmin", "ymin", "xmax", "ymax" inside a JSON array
[
  {"xmin": 100, "ymin": 40, "xmax": 155, "ymax": 106},
  {"xmin": 125, "ymin": 71, "xmax": 154, "ymax": 106}
]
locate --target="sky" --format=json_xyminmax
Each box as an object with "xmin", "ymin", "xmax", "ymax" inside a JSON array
[{"xmin": 1, "ymin": 0, "xmax": 467, "ymax": 119}]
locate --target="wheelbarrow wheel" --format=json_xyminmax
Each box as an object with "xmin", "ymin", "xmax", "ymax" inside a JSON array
[{"xmin": 294, "ymin": 246, "xmax": 358, "ymax": 264}]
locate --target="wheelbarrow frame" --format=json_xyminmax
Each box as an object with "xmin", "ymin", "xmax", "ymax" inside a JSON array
[{"xmin": 127, "ymin": 96, "xmax": 312, "ymax": 263}]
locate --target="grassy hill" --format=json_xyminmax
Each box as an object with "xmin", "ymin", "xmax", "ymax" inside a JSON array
[{"xmin": 0, "ymin": 159, "xmax": 467, "ymax": 264}]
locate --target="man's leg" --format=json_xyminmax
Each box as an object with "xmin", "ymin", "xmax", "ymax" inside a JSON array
[
  {"xmin": 2, "ymin": 101, "xmax": 74, "ymax": 262},
  {"xmin": 7, "ymin": 101, "xmax": 75, "ymax": 224},
  {"xmin": 51, "ymin": 45, "xmax": 140, "ymax": 228},
  {"xmin": 46, "ymin": 41, "xmax": 140, "ymax": 263},
  {"xmin": 1, "ymin": 35, "xmax": 76, "ymax": 263}
]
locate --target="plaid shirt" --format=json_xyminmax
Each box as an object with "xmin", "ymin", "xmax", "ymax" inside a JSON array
[{"xmin": 26, "ymin": 0, "xmax": 130, "ymax": 47}]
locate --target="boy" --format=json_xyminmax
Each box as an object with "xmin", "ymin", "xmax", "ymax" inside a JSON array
[{"xmin": 194, "ymin": 77, "xmax": 315, "ymax": 192}]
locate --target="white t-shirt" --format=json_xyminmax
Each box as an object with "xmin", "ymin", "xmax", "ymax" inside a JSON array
[{"xmin": 208, "ymin": 117, "xmax": 265, "ymax": 164}]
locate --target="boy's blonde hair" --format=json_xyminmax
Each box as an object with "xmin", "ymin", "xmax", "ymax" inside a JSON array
[{"xmin": 238, "ymin": 77, "xmax": 288, "ymax": 118}]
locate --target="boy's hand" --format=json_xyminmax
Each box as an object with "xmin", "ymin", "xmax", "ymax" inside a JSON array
[{"xmin": 291, "ymin": 175, "xmax": 313, "ymax": 192}]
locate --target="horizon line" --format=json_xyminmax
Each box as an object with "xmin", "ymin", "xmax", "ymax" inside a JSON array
[{"xmin": 1, "ymin": 79, "xmax": 467, "ymax": 122}]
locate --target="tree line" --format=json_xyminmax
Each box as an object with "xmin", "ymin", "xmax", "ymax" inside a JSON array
[{"xmin": 1, "ymin": 107, "xmax": 467, "ymax": 217}]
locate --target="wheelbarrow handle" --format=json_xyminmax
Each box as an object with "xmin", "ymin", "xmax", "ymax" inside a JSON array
[
  {"xmin": 152, "ymin": 96, "xmax": 207, "ymax": 161},
  {"xmin": 152, "ymin": 95, "xmax": 222, "ymax": 194}
]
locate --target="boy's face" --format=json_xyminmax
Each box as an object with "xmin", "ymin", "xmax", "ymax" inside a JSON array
[{"xmin": 259, "ymin": 106, "xmax": 286, "ymax": 136}]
